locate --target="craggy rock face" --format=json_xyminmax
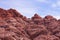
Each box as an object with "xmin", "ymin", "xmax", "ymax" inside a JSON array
[
  {"xmin": 34, "ymin": 35, "xmax": 60, "ymax": 40},
  {"xmin": 0, "ymin": 8, "xmax": 60, "ymax": 40}
]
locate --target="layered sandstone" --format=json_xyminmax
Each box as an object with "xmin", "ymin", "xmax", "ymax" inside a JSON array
[{"xmin": 0, "ymin": 8, "xmax": 60, "ymax": 40}]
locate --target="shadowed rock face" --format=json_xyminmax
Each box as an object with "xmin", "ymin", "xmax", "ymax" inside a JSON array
[{"xmin": 0, "ymin": 8, "xmax": 60, "ymax": 40}]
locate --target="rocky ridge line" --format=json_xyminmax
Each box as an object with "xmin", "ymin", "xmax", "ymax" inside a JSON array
[{"xmin": 0, "ymin": 8, "xmax": 60, "ymax": 40}]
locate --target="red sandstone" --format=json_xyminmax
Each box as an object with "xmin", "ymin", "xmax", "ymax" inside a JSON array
[{"xmin": 0, "ymin": 8, "xmax": 60, "ymax": 40}]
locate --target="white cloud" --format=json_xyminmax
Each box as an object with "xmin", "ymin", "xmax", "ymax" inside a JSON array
[
  {"xmin": 36, "ymin": 0, "xmax": 48, "ymax": 3},
  {"xmin": 51, "ymin": 3, "xmax": 57, "ymax": 8},
  {"xmin": 15, "ymin": 7, "xmax": 37, "ymax": 18},
  {"xmin": 0, "ymin": 0, "xmax": 38, "ymax": 18},
  {"xmin": 53, "ymin": 16, "xmax": 60, "ymax": 19},
  {"xmin": 46, "ymin": 12, "xmax": 60, "ymax": 19},
  {"xmin": 56, "ymin": 1, "xmax": 60, "ymax": 6},
  {"xmin": 37, "ymin": 0, "xmax": 46, "ymax": 2},
  {"xmin": 51, "ymin": 0, "xmax": 60, "ymax": 8},
  {"xmin": 1, "ymin": 0, "xmax": 60, "ymax": 19}
]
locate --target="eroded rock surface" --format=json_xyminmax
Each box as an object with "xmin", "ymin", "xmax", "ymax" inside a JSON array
[{"xmin": 0, "ymin": 8, "xmax": 60, "ymax": 40}]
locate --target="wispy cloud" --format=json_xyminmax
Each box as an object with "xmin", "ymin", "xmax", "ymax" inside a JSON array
[
  {"xmin": 0, "ymin": 0, "xmax": 38, "ymax": 17},
  {"xmin": 51, "ymin": 3, "xmax": 57, "ymax": 8},
  {"xmin": 51, "ymin": 0, "xmax": 60, "ymax": 8},
  {"xmin": 35, "ymin": 0, "xmax": 48, "ymax": 3},
  {"xmin": 16, "ymin": 8, "xmax": 37, "ymax": 18},
  {"xmin": 0, "ymin": 0, "xmax": 60, "ymax": 19}
]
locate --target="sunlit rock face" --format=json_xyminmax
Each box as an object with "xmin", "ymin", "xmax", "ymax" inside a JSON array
[{"xmin": 0, "ymin": 8, "xmax": 60, "ymax": 40}]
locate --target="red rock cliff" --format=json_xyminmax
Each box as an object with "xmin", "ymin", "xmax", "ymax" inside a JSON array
[{"xmin": 0, "ymin": 8, "xmax": 60, "ymax": 40}]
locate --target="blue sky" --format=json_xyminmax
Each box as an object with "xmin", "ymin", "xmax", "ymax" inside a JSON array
[{"xmin": 0, "ymin": 0, "xmax": 60, "ymax": 19}]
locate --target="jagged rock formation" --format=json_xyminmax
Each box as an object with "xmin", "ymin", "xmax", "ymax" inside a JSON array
[{"xmin": 0, "ymin": 8, "xmax": 60, "ymax": 40}]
